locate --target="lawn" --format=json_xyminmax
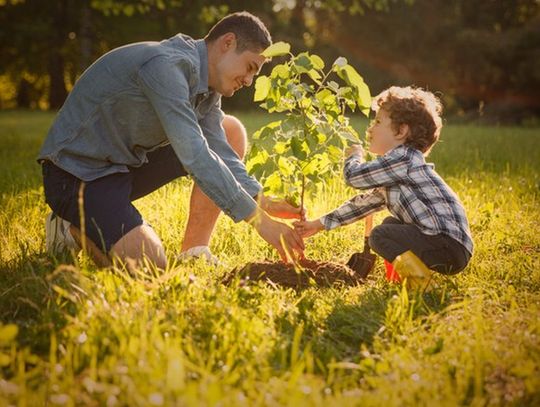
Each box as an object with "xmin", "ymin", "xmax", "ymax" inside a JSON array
[{"xmin": 0, "ymin": 110, "xmax": 539, "ymax": 406}]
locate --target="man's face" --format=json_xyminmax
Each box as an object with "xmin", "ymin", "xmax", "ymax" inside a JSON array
[{"xmin": 214, "ymin": 43, "xmax": 266, "ymax": 97}]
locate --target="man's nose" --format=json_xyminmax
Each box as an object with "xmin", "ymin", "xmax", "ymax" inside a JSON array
[{"xmin": 243, "ymin": 74, "xmax": 254, "ymax": 87}]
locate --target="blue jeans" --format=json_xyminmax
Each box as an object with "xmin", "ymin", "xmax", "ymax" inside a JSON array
[
  {"xmin": 42, "ymin": 145, "xmax": 187, "ymax": 252},
  {"xmin": 369, "ymin": 216, "xmax": 471, "ymax": 275}
]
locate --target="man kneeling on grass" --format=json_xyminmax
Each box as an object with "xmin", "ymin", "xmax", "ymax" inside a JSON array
[
  {"xmin": 37, "ymin": 12, "xmax": 304, "ymax": 269},
  {"xmin": 294, "ymin": 86, "xmax": 473, "ymax": 290}
]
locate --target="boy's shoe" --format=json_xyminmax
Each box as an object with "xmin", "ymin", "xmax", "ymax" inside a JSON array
[
  {"xmin": 45, "ymin": 212, "xmax": 80, "ymax": 254},
  {"xmin": 177, "ymin": 245, "xmax": 223, "ymax": 267},
  {"xmin": 392, "ymin": 250, "xmax": 437, "ymax": 291}
]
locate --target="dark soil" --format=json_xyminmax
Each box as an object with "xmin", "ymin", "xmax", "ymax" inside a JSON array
[{"xmin": 222, "ymin": 259, "xmax": 366, "ymax": 289}]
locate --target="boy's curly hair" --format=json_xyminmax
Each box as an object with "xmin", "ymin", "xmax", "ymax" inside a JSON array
[{"xmin": 372, "ymin": 86, "xmax": 443, "ymax": 155}]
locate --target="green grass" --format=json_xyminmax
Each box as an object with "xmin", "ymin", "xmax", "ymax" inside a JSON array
[{"xmin": 0, "ymin": 110, "xmax": 539, "ymax": 406}]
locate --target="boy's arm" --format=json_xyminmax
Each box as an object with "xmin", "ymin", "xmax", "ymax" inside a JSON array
[
  {"xmin": 344, "ymin": 147, "xmax": 410, "ymax": 189},
  {"xmin": 320, "ymin": 189, "xmax": 386, "ymax": 230}
]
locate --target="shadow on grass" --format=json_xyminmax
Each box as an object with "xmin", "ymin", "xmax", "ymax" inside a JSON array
[
  {"xmin": 270, "ymin": 280, "xmax": 458, "ymax": 373},
  {"xmin": 0, "ymin": 252, "xmax": 83, "ymax": 355}
]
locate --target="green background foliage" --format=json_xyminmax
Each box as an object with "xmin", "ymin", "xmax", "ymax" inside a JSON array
[{"xmin": 1, "ymin": 0, "xmax": 539, "ymax": 123}]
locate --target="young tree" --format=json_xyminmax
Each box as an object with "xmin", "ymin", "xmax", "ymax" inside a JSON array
[{"xmin": 247, "ymin": 42, "xmax": 371, "ymax": 211}]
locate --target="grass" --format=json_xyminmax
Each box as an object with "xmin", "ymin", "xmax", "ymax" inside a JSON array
[{"xmin": 0, "ymin": 110, "xmax": 539, "ymax": 406}]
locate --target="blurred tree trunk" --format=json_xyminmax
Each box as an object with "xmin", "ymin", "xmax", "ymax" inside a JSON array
[
  {"xmin": 79, "ymin": 0, "xmax": 93, "ymax": 72},
  {"xmin": 16, "ymin": 78, "xmax": 31, "ymax": 109},
  {"xmin": 48, "ymin": 0, "xmax": 68, "ymax": 109}
]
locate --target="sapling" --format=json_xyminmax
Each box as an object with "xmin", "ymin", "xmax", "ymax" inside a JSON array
[{"xmin": 247, "ymin": 42, "xmax": 372, "ymax": 216}]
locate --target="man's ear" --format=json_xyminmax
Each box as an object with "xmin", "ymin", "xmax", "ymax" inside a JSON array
[
  {"xmin": 219, "ymin": 32, "xmax": 237, "ymax": 52},
  {"xmin": 396, "ymin": 123, "xmax": 410, "ymax": 140}
]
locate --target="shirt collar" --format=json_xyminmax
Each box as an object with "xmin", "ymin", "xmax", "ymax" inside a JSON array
[{"xmin": 195, "ymin": 39, "xmax": 209, "ymax": 95}]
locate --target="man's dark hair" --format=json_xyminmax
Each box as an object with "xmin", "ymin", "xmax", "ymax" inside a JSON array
[{"xmin": 205, "ymin": 11, "xmax": 271, "ymax": 52}]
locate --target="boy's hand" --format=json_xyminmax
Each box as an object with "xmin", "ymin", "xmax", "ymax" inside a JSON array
[
  {"xmin": 258, "ymin": 195, "xmax": 305, "ymax": 220},
  {"xmin": 293, "ymin": 218, "xmax": 325, "ymax": 238},
  {"xmin": 345, "ymin": 144, "xmax": 364, "ymax": 159}
]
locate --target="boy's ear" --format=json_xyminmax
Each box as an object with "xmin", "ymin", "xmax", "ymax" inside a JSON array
[{"xmin": 396, "ymin": 123, "xmax": 410, "ymax": 140}]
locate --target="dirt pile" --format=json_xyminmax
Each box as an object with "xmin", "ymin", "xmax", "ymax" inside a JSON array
[{"xmin": 223, "ymin": 259, "xmax": 366, "ymax": 289}]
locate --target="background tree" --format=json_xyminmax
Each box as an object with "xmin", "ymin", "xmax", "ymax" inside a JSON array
[{"xmin": 0, "ymin": 0, "xmax": 538, "ymax": 123}]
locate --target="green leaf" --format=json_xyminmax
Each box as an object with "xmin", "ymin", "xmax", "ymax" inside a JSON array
[
  {"xmin": 290, "ymin": 136, "xmax": 308, "ymax": 160},
  {"xmin": 336, "ymin": 64, "xmax": 372, "ymax": 116},
  {"xmin": 261, "ymin": 41, "xmax": 291, "ymax": 58},
  {"xmin": 302, "ymin": 158, "xmax": 320, "ymax": 176},
  {"xmin": 333, "ymin": 57, "xmax": 348, "ymax": 68},
  {"xmin": 339, "ymin": 129, "xmax": 360, "ymax": 143},
  {"xmin": 307, "ymin": 69, "xmax": 322, "ymax": 83},
  {"xmin": 254, "ymin": 76, "xmax": 271, "ymax": 102},
  {"xmin": 328, "ymin": 81, "xmax": 340, "ymax": 92},
  {"xmin": 271, "ymin": 64, "xmax": 290, "ymax": 79},
  {"xmin": 264, "ymin": 172, "xmax": 283, "ymax": 194},
  {"xmin": 278, "ymin": 156, "xmax": 295, "ymax": 177},
  {"xmin": 327, "ymin": 145, "xmax": 343, "ymax": 162},
  {"xmin": 310, "ymin": 54, "xmax": 325, "ymax": 70},
  {"xmin": 281, "ymin": 116, "xmax": 304, "ymax": 134},
  {"xmin": 293, "ymin": 53, "xmax": 313, "ymax": 73},
  {"xmin": 274, "ymin": 141, "xmax": 288, "ymax": 155}
]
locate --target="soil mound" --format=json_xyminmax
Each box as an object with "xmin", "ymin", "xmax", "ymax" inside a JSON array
[{"xmin": 223, "ymin": 259, "xmax": 365, "ymax": 289}]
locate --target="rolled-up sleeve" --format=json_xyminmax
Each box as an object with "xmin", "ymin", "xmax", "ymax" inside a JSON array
[
  {"xmin": 199, "ymin": 103, "xmax": 262, "ymax": 198},
  {"xmin": 137, "ymin": 56, "xmax": 256, "ymax": 222}
]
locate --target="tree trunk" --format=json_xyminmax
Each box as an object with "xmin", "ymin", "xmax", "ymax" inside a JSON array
[
  {"xmin": 79, "ymin": 0, "xmax": 93, "ymax": 72},
  {"xmin": 48, "ymin": 0, "xmax": 68, "ymax": 110},
  {"xmin": 16, "ymin": 78, "xmax": 32, "ymax": 109}
]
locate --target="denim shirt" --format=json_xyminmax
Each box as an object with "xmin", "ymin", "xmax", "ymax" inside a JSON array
[{"xmin": 38, "ymin": 34, "xmax": 262, "ymax": 222}]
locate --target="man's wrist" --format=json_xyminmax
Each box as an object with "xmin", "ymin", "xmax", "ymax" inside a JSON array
[{"xmin": 245, "ymin": 207, "xmax": 265, "ymax": 227}]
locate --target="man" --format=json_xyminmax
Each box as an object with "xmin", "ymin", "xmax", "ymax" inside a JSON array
[{"xmin": 38, "ymin": 11, "xmax": 304, "ymax": 269}]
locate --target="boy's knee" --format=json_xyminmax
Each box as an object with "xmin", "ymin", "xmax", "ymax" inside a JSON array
[
  {"xmin": 368, "ymin": 228, "xmax": 382, "ymax": 250},
  {"xmin": 369, "ymin": 225, "xmax": 389, "ymax": 253},
  {"xmin": 222, "ymin": 114, "xmax": 247, "ymax": 159}
]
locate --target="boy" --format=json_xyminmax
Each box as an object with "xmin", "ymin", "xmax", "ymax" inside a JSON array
[{"xmin": 294, "ymin": 86, "xmax": 473, "ymax": 289}]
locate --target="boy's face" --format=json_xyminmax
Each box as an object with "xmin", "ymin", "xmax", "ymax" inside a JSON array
[
  {"xmin": 213, "ymin": 39, "xmax": 266, "ymax": 97},
  {"xmin": 367, "ymin": 109, "xmax": 406, "ymax": 155}
]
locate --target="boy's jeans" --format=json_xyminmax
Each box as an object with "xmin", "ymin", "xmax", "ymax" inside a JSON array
[{"xmin": 369, "ymin": 216, "xmax": 471, "ymax": 275}]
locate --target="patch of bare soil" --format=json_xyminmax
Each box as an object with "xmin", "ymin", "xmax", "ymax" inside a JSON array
[{"xmin": 222, "ymin": 259, "xmax": 365, "ymax": 289}]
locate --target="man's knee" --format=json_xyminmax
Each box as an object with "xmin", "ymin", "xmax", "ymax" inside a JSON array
[
  {"xmin": 222, "ymin": 114, "xmax": 247, "ymax": 159},
  {"xmin": 110, "ymin": 224, "xmax": 167, "ymax": 269}
]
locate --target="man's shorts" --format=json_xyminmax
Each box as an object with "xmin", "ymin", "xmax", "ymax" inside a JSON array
[{"xmin": 42, "ymin": 145, "xmax": 188, "ymax": 253}]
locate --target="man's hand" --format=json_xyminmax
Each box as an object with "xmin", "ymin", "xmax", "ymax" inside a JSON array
[
  {"xmin": 345, "ymin": 144, "xmax": 365, "ymax": 159},
  {"xmin": 258, "ymin": 195, "xmax": 305, "ymax": 220},
  {"xmin": 247, "ymin": 209, "xmax": 304, "ymax": 262},
  {"xmin": 293, "ymin": 218, "xmax": 325, "ymax": 239}
]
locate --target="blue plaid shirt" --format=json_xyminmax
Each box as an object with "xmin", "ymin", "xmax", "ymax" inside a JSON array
[{"xmin": 321, "ymin": 145, "xmax": 474, "ymax": 255}]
